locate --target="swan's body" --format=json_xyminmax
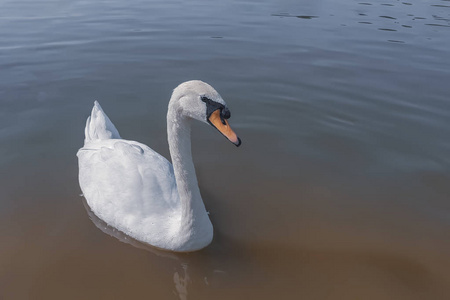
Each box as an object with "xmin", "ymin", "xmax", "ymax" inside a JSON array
[{"xmin": 77, "ymin": 81, "xmax": 240, "ymax": 252}]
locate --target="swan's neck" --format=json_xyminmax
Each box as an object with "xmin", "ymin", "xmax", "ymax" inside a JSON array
[{"xmin": 167, "ymin": 101, "xmax": 211, "ymax": 244}]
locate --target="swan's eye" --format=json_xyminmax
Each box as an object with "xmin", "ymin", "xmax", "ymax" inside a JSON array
[{"xmin": 201, "ymin": 96, "xmax": 211, "ymax": 103}]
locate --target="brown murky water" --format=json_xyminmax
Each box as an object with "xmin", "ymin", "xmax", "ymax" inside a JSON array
[{"xmin": 1, "ymin": 0, "xmax": 450, "ymax": 299}]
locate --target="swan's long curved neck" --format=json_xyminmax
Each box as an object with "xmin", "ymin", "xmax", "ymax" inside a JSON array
[{"xmin": 167, "ymin": 100, "xmax": 209, "ymax": 239}]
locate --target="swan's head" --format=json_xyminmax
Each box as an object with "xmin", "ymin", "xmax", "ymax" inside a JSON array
[{"xmin": 171, "ymin": 80, "xmax": 241, "ymax": 147}]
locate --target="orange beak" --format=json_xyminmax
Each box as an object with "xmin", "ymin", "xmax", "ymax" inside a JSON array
[{"xmin": 208, "ymin": 109, "xmax": 241, "ymax": 147}]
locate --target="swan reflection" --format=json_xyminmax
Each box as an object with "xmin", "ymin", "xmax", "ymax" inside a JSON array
[
  {"xmin": 173, "ymin": 263, "xmax": 190, "ymax": 300},
  {"xmin": 82, "ymin": 196, "xmax": 191, "ymax": 299}
]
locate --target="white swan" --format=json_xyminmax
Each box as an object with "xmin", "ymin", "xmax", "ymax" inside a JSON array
[{"xmin": 77, "ymin": 80, "xmax": 241, "ymax": 252}]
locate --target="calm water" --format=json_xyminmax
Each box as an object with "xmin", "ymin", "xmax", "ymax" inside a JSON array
[{"xmin": 1, "ymin": 0, "xmax": 450, "ymax": 299}]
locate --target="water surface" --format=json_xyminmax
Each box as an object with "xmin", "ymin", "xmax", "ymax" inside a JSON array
[{"xmin": 1, "ymin": 0, "xmax": 450, "ymax": 299}]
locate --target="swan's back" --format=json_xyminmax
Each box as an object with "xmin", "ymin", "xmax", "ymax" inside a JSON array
[{"xmin": 77, "ymin": 102, "xmax": 182, "ymax": 249}]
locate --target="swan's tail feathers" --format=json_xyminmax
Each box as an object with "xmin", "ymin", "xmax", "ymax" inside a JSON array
[{"xmin": 84, "ymin": 101, "xmax": 121, "ymax": 143}]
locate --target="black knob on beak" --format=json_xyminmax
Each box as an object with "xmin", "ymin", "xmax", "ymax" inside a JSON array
[{"xmin": 221, "ymin": 107, "xmax": 231, "ymax": 120}]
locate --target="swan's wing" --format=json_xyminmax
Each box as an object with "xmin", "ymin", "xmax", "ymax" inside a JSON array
[{"xmin": 77, "ymin": 139, "xmax": 180, "ymax": 235}]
